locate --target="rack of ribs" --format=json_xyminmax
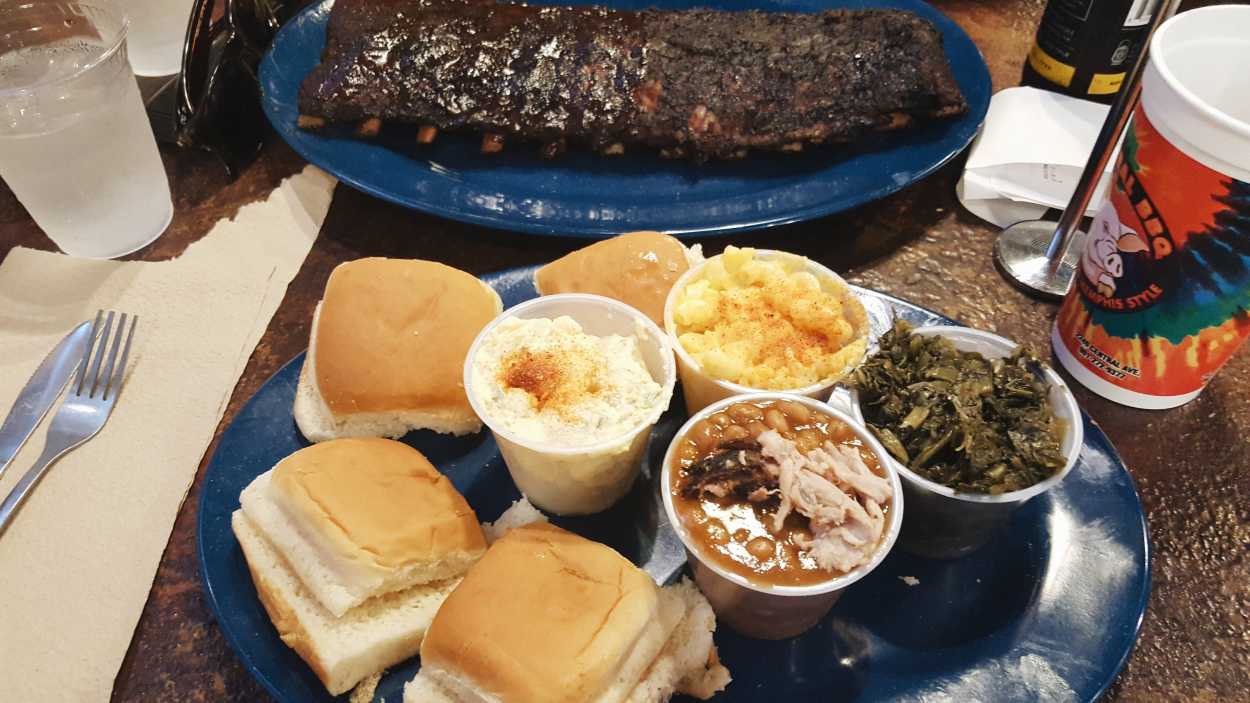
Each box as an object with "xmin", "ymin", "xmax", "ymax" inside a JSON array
[{"xmin": 297, "ymin": 0, "xmax": 969, "ymax": 160}]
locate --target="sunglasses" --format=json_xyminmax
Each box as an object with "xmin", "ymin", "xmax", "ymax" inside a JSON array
[{"xmin": 173, "ymin": 0, "xmax": 296, "ymax": 178}]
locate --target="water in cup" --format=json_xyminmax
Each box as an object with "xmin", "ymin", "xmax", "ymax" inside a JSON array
[
  {"xmin": 0, "ymin": 2, "xmax": 173, "ymax": 259},
  {"xmin": 120, "ymin": 0, "xmax": 195, "ymax": 76}
]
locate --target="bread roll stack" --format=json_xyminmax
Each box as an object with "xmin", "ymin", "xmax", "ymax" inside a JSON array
[
  {"xmin": 232, "ymin": 438, "xmax": 488, "ymax": 695},
  {"xmin": 405, "ymin": 524, "xmax": 731, "ymax": 702}
]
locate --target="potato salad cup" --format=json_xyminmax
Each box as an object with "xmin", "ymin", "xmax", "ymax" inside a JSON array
[
  {"xmin": 662, "ymin": 393, "xmax": 903, "ymax": 640},
  {"xmin": 664, "ymin": 248, "xmax": 870, "ymax": 416},
  {"xmin": 465, "ymin": 294, "xmax": 676, "ymax": 515},
  {"xmin": 836, "ymin": 326, "xmax": 1083, "ymax": 560}
]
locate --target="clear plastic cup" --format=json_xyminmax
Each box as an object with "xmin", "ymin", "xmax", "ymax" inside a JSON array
[
  {"xmin": 0, "ymin": 0, "xmax": 173, "ymax": 258},
  {"xmin": 663, "ymin": 249, "xmax": 870, "ymax": 416},
  {"xmin": 464, "ymin": 294, "xmax": 676, "ymax": 516},
  {"xmin": 118, "ymin": 0, "xmax": 195, "ymax": 77},
  {"xmin": 834, "ymin": 326, "xmax": 1083, "ymax": 560},
  {"xmin": 660, "ymin": 393, "xmax": 904, "ymax": 640}
]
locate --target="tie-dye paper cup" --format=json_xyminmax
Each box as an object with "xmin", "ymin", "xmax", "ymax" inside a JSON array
[{"xmin": 1053, "ymin": 5, "xmax": 1250, "ymax": 409}]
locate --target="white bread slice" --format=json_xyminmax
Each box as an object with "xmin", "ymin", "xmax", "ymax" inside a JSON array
[
  {"xmin": 402, "ymin": 673, "xmax": 461, "ymax": 702},
  {"xmin": 240, "ymin": 469, "xmax": 483, "ymax": 617},
  {"xmin": 626, "ymin": 579, "xmax": 731, "ymax": 702},
  {"xmin": 350, "ymin": 673, "xmax": 382, "ymax": 703},
  {"xmin": 480, "ymin": 497, "xmax": 548, "ymax": 544},
  {"xmin": 295, "ymin": 302, "xmax": 491, "ymax": 442},
  {"xmin": 601, "ymin": 581, "xmax": 686, "ymax": 703},
  {"xmin": 232, "ymin": 511, "xmax": 457, "ymax": 696},
  {"xmin": 239, "ymin": 470, "xmax": 357, "ymax": 615},
  {"xmin": 238, "ymin": 440, "xmax": 486, "ymax": 618}
]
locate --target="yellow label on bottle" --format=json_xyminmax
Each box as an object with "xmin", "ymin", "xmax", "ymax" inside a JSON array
[
  {"xmin": 1027, "ymin": 44, "xmax": 1075, "ymax": 88},
  {"xmin": 1089, "ymin": 72, "xmax": 1127, "ymax": 95}
]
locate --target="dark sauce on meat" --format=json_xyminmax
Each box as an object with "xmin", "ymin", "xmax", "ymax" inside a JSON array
[{"xmin": 298, "ymin": 0, "xmax": 969, "ymax": 160}]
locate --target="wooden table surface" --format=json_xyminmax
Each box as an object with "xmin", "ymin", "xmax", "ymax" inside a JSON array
[{"xmin": 2, "ymin": 0, "xmax": 1248, "ymax": 700}]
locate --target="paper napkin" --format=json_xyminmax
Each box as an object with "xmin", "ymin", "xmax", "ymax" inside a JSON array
[
  {"xmin": 957, "ymin": 87, "xmax": 1122, "ymax": 227},
  {"xmin": 0, "ymin": 166, "xmax": 336, "ymax": 702}
]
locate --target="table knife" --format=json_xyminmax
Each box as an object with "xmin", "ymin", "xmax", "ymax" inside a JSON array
[{"xmin": 0, "ymin": 320, "xmax": 94, "ymax": 481}]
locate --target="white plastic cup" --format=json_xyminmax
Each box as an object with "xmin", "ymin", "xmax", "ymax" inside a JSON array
[
  {"xmin": 118, "ymin": 0, "xmax": 195, "ymax": 76},
  {"xmin": 663, "ymin": 249, "xmax": 870, "ymax": 416},
  {"xmin": 838, "ymin": 326, "xmax": 1082, "ymax": 560},
  {"xmin": 464, "ymin": 294, "xmax": 676, "ymax": 516},
  {"xmin": 1139, "ymin": 5, "xmax": 1250, "ymax": 183},
  {"xmin": 0, "ymin": 0, "xmax": 173, "ymax": 258},
  {"xmin": 661, "ymin": 392, "xmax": 904, "ymax": 640},
  {"xmin": 1052, "ymin": 5, "xmax": 1250, "ymax": 408}
]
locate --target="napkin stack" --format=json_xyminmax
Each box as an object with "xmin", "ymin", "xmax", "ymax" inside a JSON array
[
  {"xmin": 957, "ymin": 86, "xmax": 1122, "ymax": 227},
  {"xmin": 0, "ymin": 166, "xmax": 336, "ymax": 702}
]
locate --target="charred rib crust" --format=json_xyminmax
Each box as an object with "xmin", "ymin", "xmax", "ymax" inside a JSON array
[
  {"xmin": 682, "ymin": 440, "xmax": 778, "ymax": 504},
  {"xmin": 299, "ymin": 0, "xmax": 967, "ymax": 159}
]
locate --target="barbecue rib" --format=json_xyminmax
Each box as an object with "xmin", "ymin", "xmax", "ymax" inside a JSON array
[
  {"xmin": 682, "ymin": 440, "xmax": 776, "ymax": 503},
  {"xmin": 298, "ymin": 0, "xmax": 968, "ymax": 160}
]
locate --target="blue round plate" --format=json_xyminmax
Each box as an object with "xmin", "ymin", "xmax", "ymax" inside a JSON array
[
  {"xmin": 198, "ymin": 267, "xmax": 1150, "ymax": 702},
  {"xmin": 259, "ymin": 0, "xmax": 991, "ymax": 238}
]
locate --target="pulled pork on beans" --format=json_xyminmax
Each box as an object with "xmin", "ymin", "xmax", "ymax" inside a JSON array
[{"xmin": 681, "ymin": 430, "xmax": 891, "ymax": 573}]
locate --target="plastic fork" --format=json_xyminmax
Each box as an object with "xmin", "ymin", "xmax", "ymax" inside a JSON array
[{"xmin": 0, "ymin": 311, "xmax": 138, "ymax": 537}]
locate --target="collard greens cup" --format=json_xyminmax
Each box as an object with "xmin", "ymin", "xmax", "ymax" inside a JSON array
[{"xmin": 832, "ymin": 326, "xmax": 1083, "ymax": 560}]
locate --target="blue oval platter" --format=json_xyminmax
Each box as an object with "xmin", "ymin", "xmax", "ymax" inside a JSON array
[
  {"xmin": 198, "ymin": 266, "xmax": 1150, "ymax": 703},
  {"xmin": 259, "ymin": 0, "xmax": 991, "ymax": 238}
]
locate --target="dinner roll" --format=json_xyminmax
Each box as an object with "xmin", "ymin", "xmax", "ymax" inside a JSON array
[
  {"xmin": 404, "ymin": 524, "xmax": 730, "ymax": 702},
  {"xmin": 232, "ymin": 510, "xmax": 458, "ymax": 696},
  {"xmin": 534, "ymin": 232, "xmax": 702, "ymax": 326},
  {"xmin": 295, "ymin": 257, "xmax": 502, "ymax": 441},
  {"xmin": 239, "ymin": 438, "xmax": 487, "ymax": 617}
]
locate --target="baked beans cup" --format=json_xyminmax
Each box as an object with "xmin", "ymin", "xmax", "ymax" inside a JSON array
[
  {"xmin": 663, "ymin": 249, "xmax": 870, "ymax": 416},
  {"xmin": 830, "ymin": 326, "xmax": 1083, "ymax": 560},
  {"xmin": 464, "ymin": 294, "xmax": 677, "ymax": 516},
  {"xmin": 661, "ymin": 392, "xmax": 904, "ymax": 640}
]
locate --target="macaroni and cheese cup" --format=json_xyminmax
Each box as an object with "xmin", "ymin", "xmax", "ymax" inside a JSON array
[
  {"xmin": 464, "ymin": 294, "xmax": 676, "ymax": 515},
  {"xmin": 663, "ymin": 249, "xmax": 870, "ymax": 416},
  {"xmin": 661, "ymin": 393, "xmax": 904, "ymax": 640},
  {"xmin": 832, "ymin": 326, "xmax": 1083, "ymax": 560}
]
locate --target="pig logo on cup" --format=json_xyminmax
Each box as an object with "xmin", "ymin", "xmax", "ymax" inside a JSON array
[
  {"xmin": 1055, "ymin": 109, "xmax": 1250, "ymax": 405},
  {"xmin": 1082, "ymin": 208, "xmax": 1149, "ymax": 299},
  {"xmin": 1073, "ymin": 131, "xmax": 1181, "ymax": 315}
]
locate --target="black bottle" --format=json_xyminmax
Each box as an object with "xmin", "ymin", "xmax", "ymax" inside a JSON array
[{"xmin": 1022, "ymin": 0, "xmax": 1161, "ymax": 104}]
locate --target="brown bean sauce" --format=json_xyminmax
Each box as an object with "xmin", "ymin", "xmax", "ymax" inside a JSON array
[{"xmin": 671, "ymin": 399, "xmax": 886, "ymax": 587}]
